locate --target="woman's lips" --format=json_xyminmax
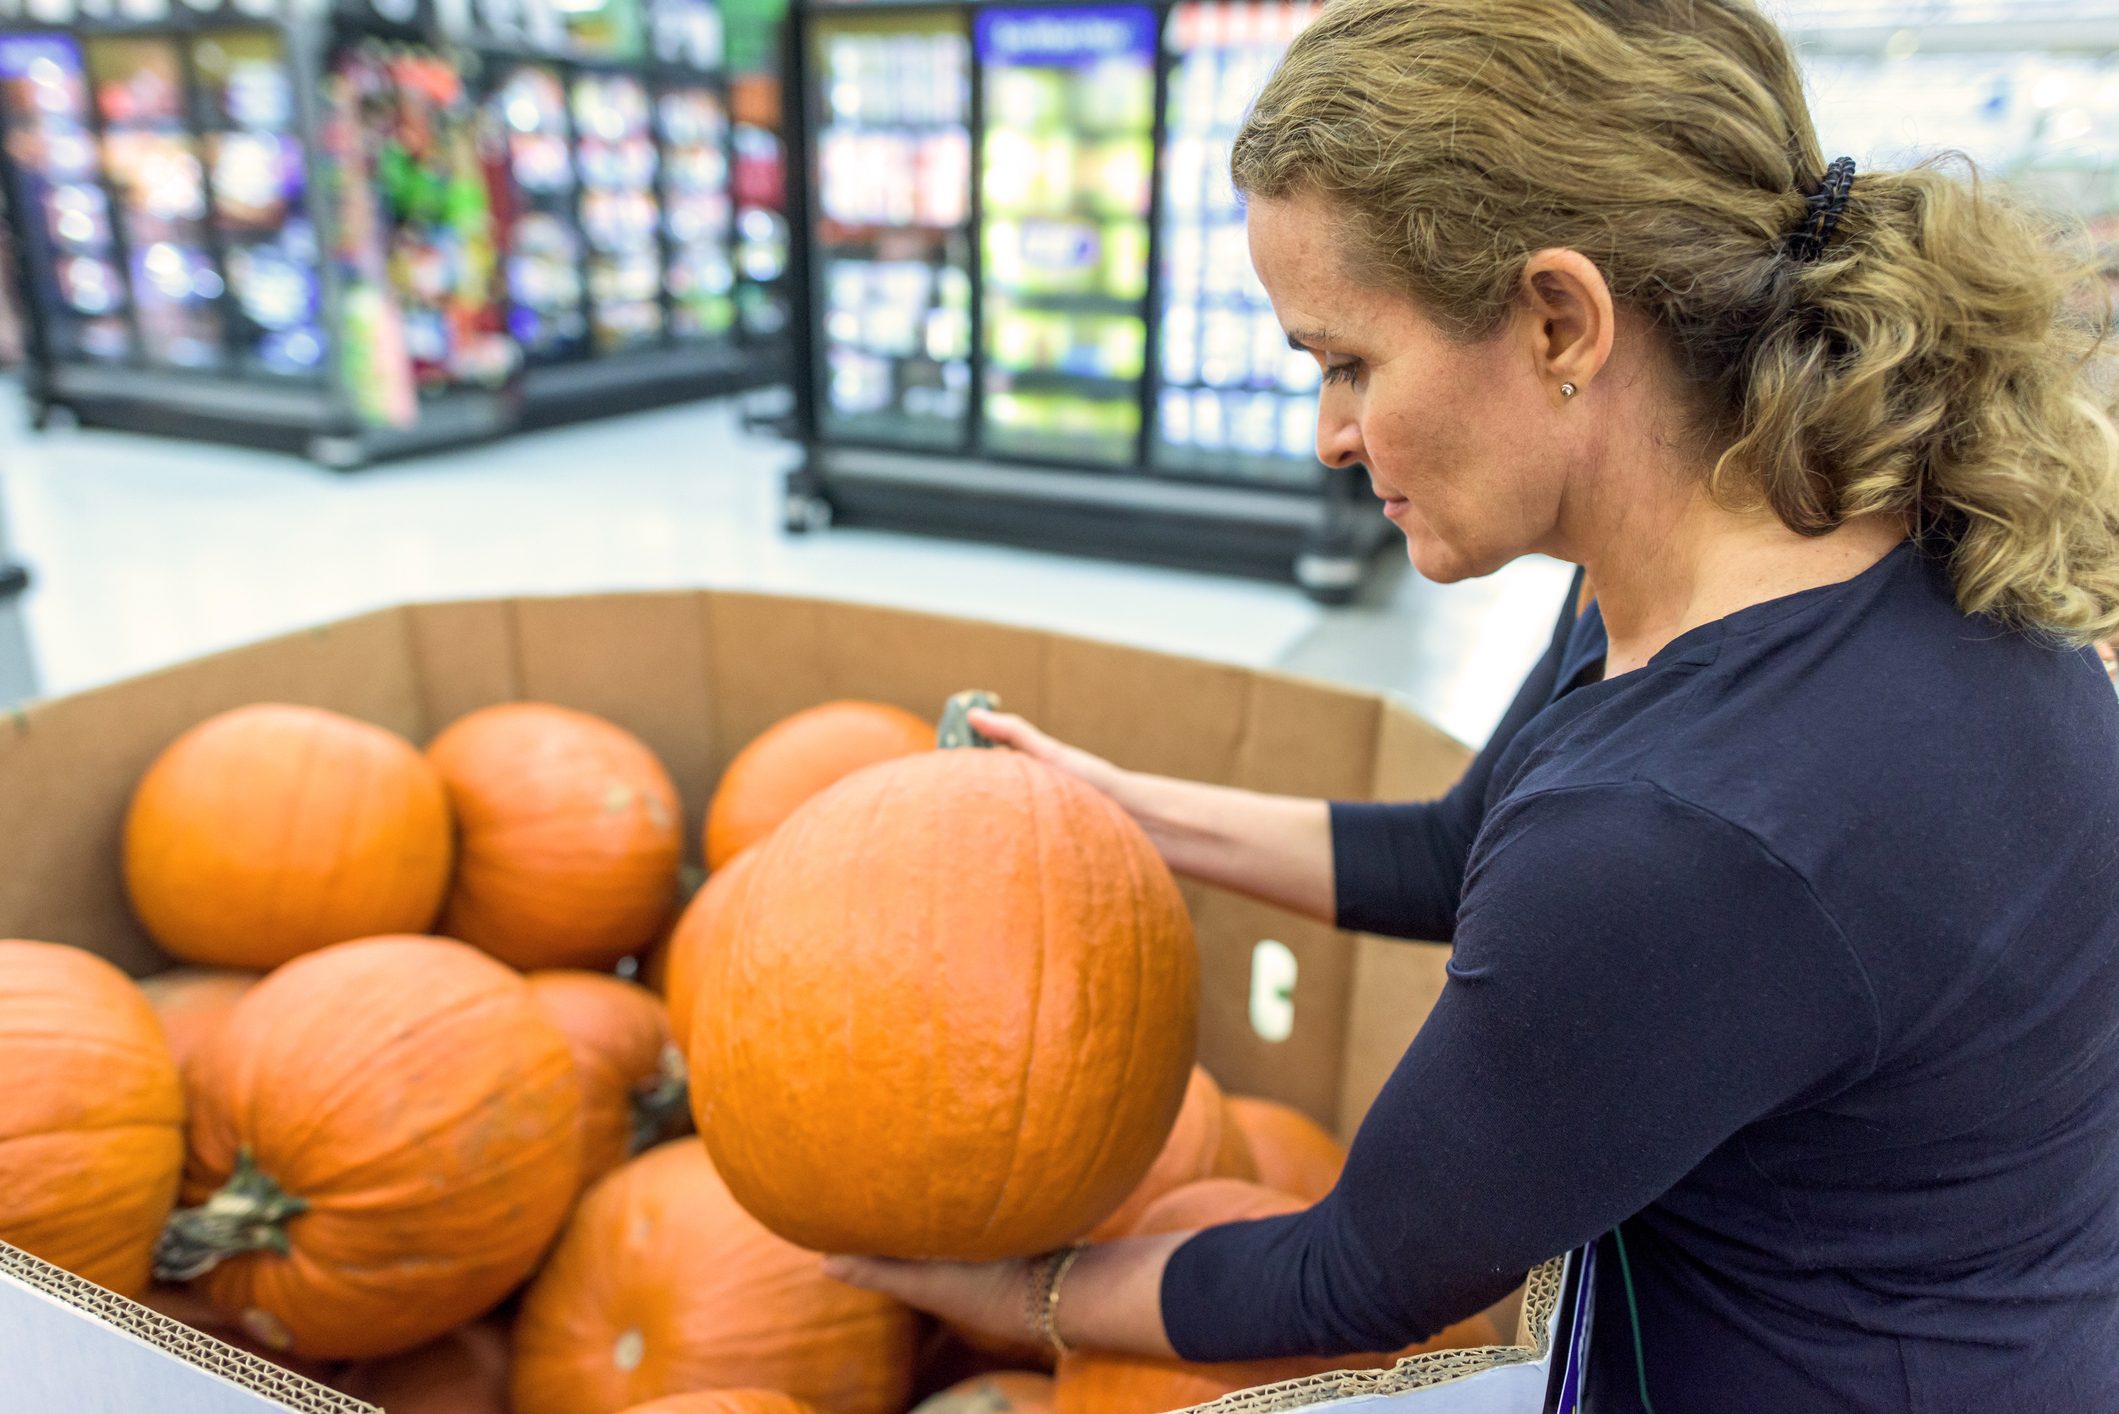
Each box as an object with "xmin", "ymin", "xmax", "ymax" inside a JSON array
[{"xmin": 1381, "ymin": 496, "xmax": 1411, "ymax": 521}]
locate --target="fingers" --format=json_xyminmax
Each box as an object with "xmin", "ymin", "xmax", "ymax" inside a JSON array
[{"xmin": 966, "ymin": 708, "xmax": 1046, "ymax": 754}]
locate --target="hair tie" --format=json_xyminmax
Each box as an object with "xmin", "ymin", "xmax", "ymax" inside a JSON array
[{"xmin": 1789, "ymin": 156, "xmax": 1857, "ymax": 263}]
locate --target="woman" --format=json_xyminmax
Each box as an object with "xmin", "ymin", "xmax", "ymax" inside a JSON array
[{"xmin": 823, "ymin": 1, "xmax": 2119, "ymax": 1407}]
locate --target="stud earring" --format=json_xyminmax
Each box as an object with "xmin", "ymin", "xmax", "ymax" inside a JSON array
[{"xmin": 1560, "ymin": 382, "xmax": 1578, "ymax": 399}]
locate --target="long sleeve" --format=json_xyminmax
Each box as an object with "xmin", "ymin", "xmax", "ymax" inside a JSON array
[
  {"xmin": 1162, "ymin": 781, "xmax": 1882, "ymax": 1360},
  {"xmin": 1330, "ymin": 569, "xmax": 1588, "ymax": 941}
]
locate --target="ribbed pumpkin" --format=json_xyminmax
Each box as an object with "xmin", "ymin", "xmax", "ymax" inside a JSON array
[
  {"xmin": 335, "ymin": 1321, "xmax": 512, "ymax": 1414},
  {"xmin": 428, "ymin": 704, "xmax": 683, "ymax": 969},
  {"xmin": 528, "ymin": 970, "xmax": 687, "ymax": 1187},
  {"xmin": 157, "ymin": 935, "xmax": 581, "ymax": 1360},
  {"xmin": 0, "ymin": 940, "xmax": 183, "ymax": 1297},
  {"xmin": 662, "ymin": 849, "xmax": 758, "ymax": 1060},
  {"xmin": 1087, "ymin": 1066, "xmax": 1255, "ymax": 1241},
  {"xmin": 913, "ymin": 1373, "xmax": 1056, "ymax": 1414},
  {"xmin": 704, "ymin": 700, "xmax": 933, "ymax": 869},
  {"xmin": 510, "ymin": 1140, "xmax": 918, "ymax": 1414},
  {"xmin": 619, "ymin": 1393, "xmax": 824, "ymax": 1414},
  {"xmin": 1223, "ymin": 1096, "xmax": 1345, "ymax": 1204},
  {"xmin": 691, "ymin": 749, "xmax": 1198, "ymax": 1260},
  {"xmin": 124, "ymin": 704, "xmax": 452, "ymax": 968},
  {"xmin": 1054, "ymin": 1180, "xmax": 1501, "ymax": 1412},
  {"xmin": 140, "ymin": 967, "xmax": 260, "ymax": 1081}
]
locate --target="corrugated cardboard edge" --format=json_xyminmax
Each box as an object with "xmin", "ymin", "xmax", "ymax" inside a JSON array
[
  {"xmin": 0, "ymin": 1243, "xmax": 375, "ymax": 1414},
  {"xmin": 1183, "ymin": 1255, "xmax": 1569, "ymax": 1412}
]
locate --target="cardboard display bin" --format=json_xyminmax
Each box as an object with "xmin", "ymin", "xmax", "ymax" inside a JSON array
[{"xmin": 0, "ymin": 590, "xmax": 1571, "ymax": 1412}]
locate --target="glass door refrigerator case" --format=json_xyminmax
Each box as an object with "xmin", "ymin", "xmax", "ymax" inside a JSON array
[
  {"xmin": 492, "ymin": 60, "xmax": 591, "ymax": 362},
  {"xmin": 192, "ymin": 29, "xmax": 325, "ymax": 378},
  {"xmin": 784, "ymin": 0, "xmax": 1388, "ymax": 602},
  {"xmin": 807, "ymin": 5, "xmax": 974, "ymax": 449},
  {"xmin": 977, "ymin": 4, "xmax": 1154, "ymax": 465},
  {"xmin": 86, "ymin": 34, "xmax": 225, "ymax": 371},
  {"xmin": 656, "ymin": 79, "xmax": 735, "ymax": 340},
  {"xmin": 0, "ymin": 33, "xmax": 131, "ymax": 366}
]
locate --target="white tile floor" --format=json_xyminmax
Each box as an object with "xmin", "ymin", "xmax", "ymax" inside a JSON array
[{"xmin": 0, "ymin": 385, "xmax": 1573, "ymax": 748}]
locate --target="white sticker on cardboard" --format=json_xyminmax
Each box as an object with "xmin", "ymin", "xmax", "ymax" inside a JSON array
[{"xmin": 1249, "ymin": 939, "xmax": 1297, "ymax": 1043}]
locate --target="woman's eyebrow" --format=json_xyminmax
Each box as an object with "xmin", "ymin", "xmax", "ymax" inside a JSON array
[{"xmin": 1285, "ymin": 327, "xmax": 1338, "ymax": 352}]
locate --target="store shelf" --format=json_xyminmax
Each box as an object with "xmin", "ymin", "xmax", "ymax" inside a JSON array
[
  {"xmin": 987, "ymin": 368, "xmax": 1139, "ymax": 396},
  {"xmin": 1789, "ymin": 19, "xmax": 2119, "ymax": 55},
  {"xmin": 990, "ymin": 290, "xmax": 1142, "ymax": 317}
]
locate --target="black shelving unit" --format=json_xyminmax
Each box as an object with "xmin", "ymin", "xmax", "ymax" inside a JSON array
[
  {"xmin": 780, "ymin": 0, "xmax": 1389, "ymax": 602},
  {"xmin": 0, "ymin": 0, "xmax": 781, "ymax": 467}
]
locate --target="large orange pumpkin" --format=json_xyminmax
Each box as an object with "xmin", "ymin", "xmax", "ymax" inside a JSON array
[
  {"xmin": 1223, "ymin": 1096, "xmax": 1345, "ymax": 1204},
  {"xmin": 913, "ymin": 1373, "xmax": 1056, "ymax": 1414},
  {"xmin": 124, "ymin": 704, "xmax": 453, "ymax": 968},
  {"xmin": 158, "ymin": 935, "xmax": 581, "ymax": 1360},
  {"xmin": 0, "ymin": 940, "xmax": 183, "ymax": 1297},
  {"xmin": 428, "ymin": 703, "xmax": 683, "ymax": 969},
  {"xmin": 704, "ymin": 700, "xmax": 933, "ymax": 869},
  {"xmin": 691, "ymin": 749, "xmax": 1198, "ymax": 1260},
  {"xmin": 619, "ymin": 1393, "xmax": 823, "ymax": 1414},
  {"xmin": 528, "ymin": 970, "xmax": 687, "ymax": 1186},
  {"xmin": 510, "ymin": 1140, "xmax": 918, "ymax": 1414},
  {"xmin": 662, "ymin": 849, "xmax": 758, "ymax": 1060},
  {"xmin": 1087, "ymin": 1066, "xmax": 1255, "ymax": 1241},
  {"xmin": 140, "ymin": 966, "xmax": 260, "ymax": 1081},
  {"xmin": 335, "ymin": 1321, "xmax": 512, "ymax": 1414},
  {"xmin": 1054, "ymin": 1180, "xmax": 1501, "ymax": 1412}
]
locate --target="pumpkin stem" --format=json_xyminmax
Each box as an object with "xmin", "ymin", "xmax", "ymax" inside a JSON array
[
  {"xmin": 630, "ymin": 1042, "xmax": 691, "ymax": 1153},
  {"xmin": 152, "ymin": 1148, "xmax": 308, "ymax": 1282},
  {"xmin": 938, "ymin": 690, "xmax": 1003, "ymax": 750}
]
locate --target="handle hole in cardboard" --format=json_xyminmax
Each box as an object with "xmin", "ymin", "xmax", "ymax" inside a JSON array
[{"xmin": 1249, "ymin": 939, "xmax": 1297, "ymax": 1043}]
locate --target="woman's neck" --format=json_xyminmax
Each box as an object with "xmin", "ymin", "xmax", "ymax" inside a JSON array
[{"xmin": 1580, "ymin": 491, "xmax": 1907, "ymax": 677}]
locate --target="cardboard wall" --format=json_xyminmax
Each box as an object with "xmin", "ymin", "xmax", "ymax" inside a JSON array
[{"xmin": 0, "ymin": 589, "xmax": 1471, "ymax": 1132}]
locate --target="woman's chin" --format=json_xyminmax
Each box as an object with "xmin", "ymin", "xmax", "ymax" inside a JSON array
[{"xmin": 1402, "ymin": 531, "xmax": 1477, "ymax": 585}]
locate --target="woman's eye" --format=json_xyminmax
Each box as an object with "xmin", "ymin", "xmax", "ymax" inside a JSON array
[{"xmin": 1320, "ymin": 359, "xmax": 1363, "ymax": 386}]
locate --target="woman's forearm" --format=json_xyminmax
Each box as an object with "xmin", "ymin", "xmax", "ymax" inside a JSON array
[
  {"xmin": 1051, "ymin": 1231, "xmax": 1190, "ymax": 1357},
  {"xmin": 1112, "ymin": 772, "xmax": 1335, "ymax": 923}
]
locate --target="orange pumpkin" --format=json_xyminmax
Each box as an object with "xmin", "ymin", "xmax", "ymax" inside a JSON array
[
  {"xmin": 159, "ymin": 935, "xmax": 581, "ymax": 1360},
  {"xmin": 510, "ymin": 1140, "xmax": 918, "ymax": 1414},
  {"xmin": 662, "ymin": 849, "xmax": 758, "ymax": 1059},
  {"xmin": 704, "ymin": 700, "xmax": 933, "ymax": 869},
  {"xmin": 124, "ymin": 704, "xmax": 452, "ymax": 968},
  {"xmin": 335, "ymin": 1321, "xmax": 512, "ymax": 1414},
  {"xmin": 1087, "ymin": 1066, "xmax": 1255, "ymax": 1241},
  {"xmin": 0, "ymin": 940, "xmax": 183, "ymax": 1298},
  {"xmin": 914, "ymin": 1373, "xmax": 1056, "ymax": 1414},
  {"xmin": 428, "ymin": 703, "xmax": 683, "ymax": 969},
  {"xmin": 140, "ymin": 967, "xmax": 260, "ymax": 1080},
  {"xmin": 618, "ymin": 1393, "xmax": 824, "ymax": 1414},
  {"xmin": 691, "ymin": 749, "xmax": 1198, "ymax": 1260},
  {"xmin": 1223, "ymin": 1096, "xmax": 1345, "ymax": 1204},
  {"xmin": 528, "ymin": 970, "xmax": 687, "ymax": 1186},
  {"xmin": 1054, "ymin": 1180, "xmax": 1501, "ymax": 1412},
  {"xmin": 139, "ymin": 1283, "xmax": 343, "ymax": 1383}
]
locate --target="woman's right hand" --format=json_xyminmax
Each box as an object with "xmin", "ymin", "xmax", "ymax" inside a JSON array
[
  {"xmin": 965, "ymin": 708, "xmax": 1133, "ymax": 804},
  {"xmin": 967, "ymin": 707, "xmax": 1336, "ymax": 922}
]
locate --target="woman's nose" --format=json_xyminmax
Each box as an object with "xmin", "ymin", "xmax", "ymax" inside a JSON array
[{"xmin": 1316, "ymin": 404, "xmax": 1364, "ymax": 470}]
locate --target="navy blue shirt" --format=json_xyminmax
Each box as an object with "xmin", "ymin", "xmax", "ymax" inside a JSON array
[{"xmin": 1161, "ymin": 543, "xmax": 2119, "ymax": 1411}]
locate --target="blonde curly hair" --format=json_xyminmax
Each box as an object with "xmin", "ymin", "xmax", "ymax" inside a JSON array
[{"xmin": 1232, "ymin": 0, "xmax": 2119, "ymax": 645}]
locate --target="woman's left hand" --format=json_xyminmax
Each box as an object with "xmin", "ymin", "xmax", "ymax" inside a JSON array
[{"xmin": 823, "ymin": 1254, "xmax": 1037, "ymax": 1350}]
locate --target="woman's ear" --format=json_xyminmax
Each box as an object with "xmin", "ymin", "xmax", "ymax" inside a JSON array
[{"xmin": 1519, "ymin": 249, "xmax": 1616, "ymax": 401}]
